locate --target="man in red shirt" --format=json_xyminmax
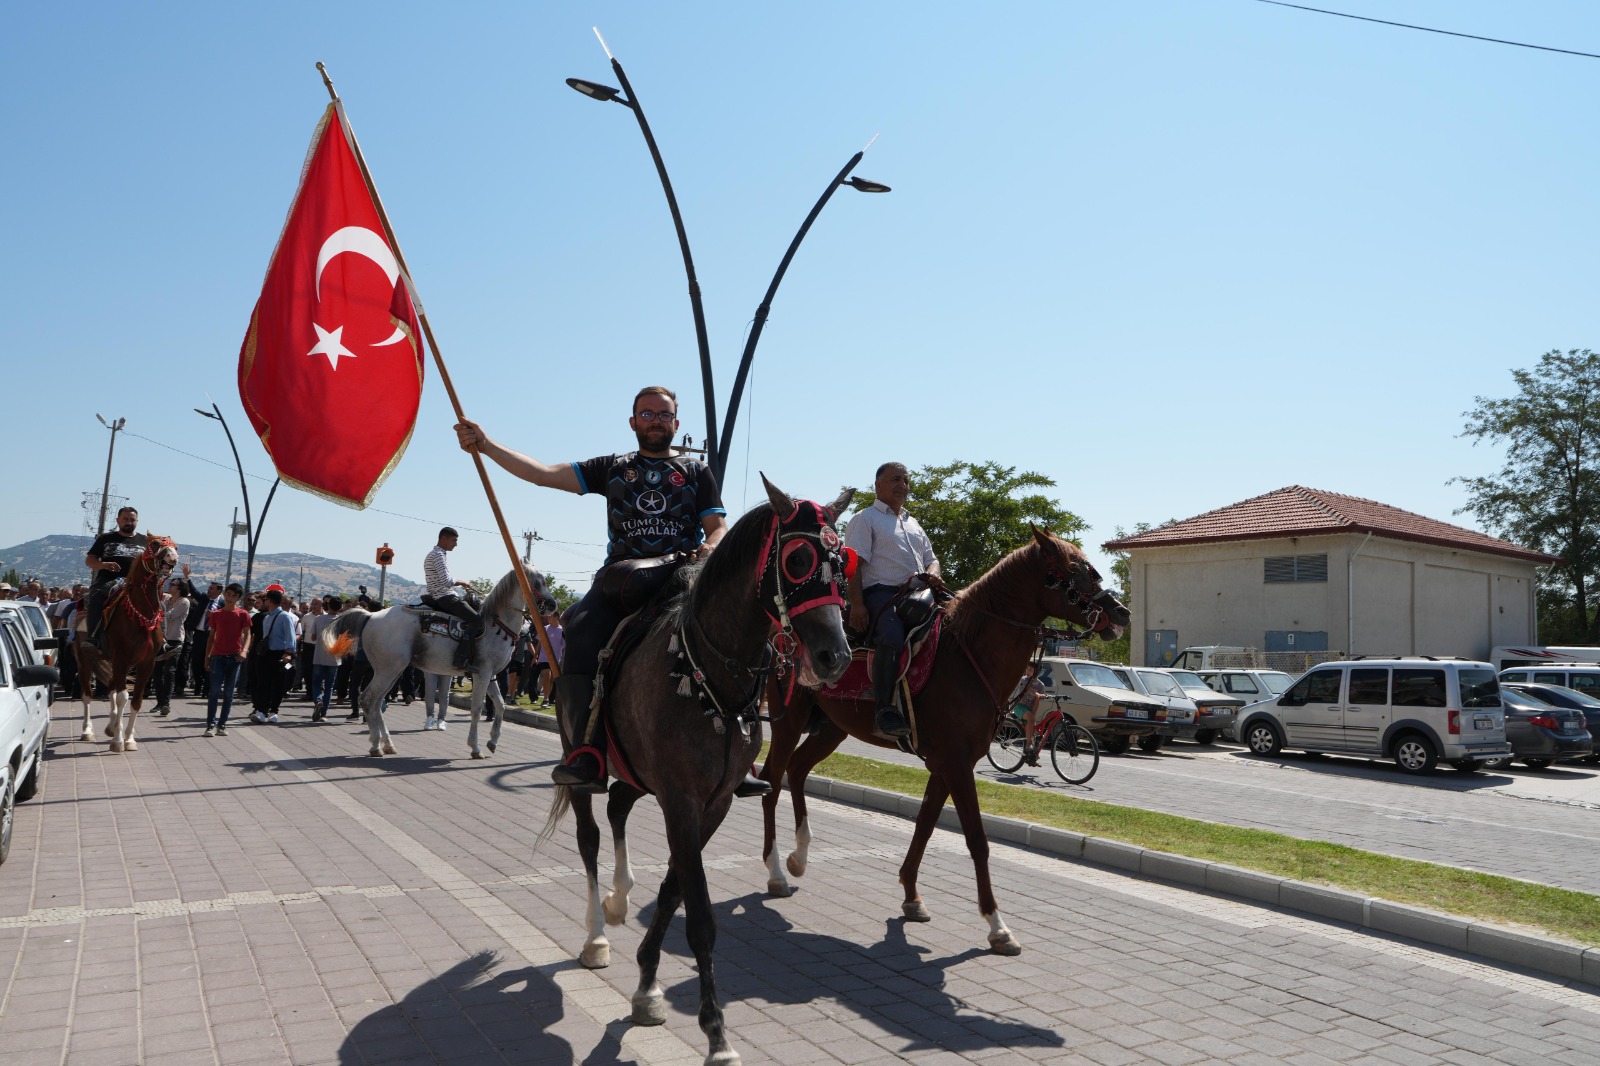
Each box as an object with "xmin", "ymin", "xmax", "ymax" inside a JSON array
[{"xmin": 203, "ymin": 583, "xmax": 252, "ymax": 737}]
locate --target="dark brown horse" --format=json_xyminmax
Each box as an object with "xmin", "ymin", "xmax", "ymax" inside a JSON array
[
  {"xmin": 759, "ymin": 527, "xmax": 1128, "ymax": 954},
  {"xmin": 538, "ymin": 478, "xmax": 852, "ymax": 1066},
  {"xmin": 76, "ymin": 535, "xmax": 179, "ymax": 752}
]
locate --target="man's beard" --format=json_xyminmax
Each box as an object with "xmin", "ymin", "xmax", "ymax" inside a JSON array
[{"xmin": 636, "ymin": 427, "xmax": 672, "ymax": 451}]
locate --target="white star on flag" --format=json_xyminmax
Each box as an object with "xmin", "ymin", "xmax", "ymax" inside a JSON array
[{"xmin": 307, "ymin": 322, "xmax": 357, "ymax": 370}]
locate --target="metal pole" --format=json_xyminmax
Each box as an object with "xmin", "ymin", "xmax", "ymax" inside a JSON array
[
  {"xmin": 207, "ymin": 402, "xmax": 255, "ymax": 589},
  {"xmin": 96, "ymin": 417, "xmax": 123, "ymax": 534},
  {"xmin": 607, "ymin": 56, "xmax": 720, "ymax": 473},
  {"xmin": 224, "ymin": 507, "xmax": 237, "ymax": 588},
  {"xmin": 715, "ymin": 152, "xmax": 865, "ymax": 478},
  {"xmin": 377, "ymin": 547, "xmax": 388, "ymax": 605},
  {"xmin": 243, "ymin": 477, "xmax": 280, "ymax": 596},
  {"xmin": 316, "ymin": 62, "xmax": 560, "ymax": 675}
]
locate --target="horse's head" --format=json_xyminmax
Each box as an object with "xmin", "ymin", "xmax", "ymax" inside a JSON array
[
  {"xmin": 139, "ymin": 535, "xmax": 180, "ymax": 582},
  {"xmin": 1030, "ymin": 527, "xmax": 1129, "ymax": 640},
  {"xmin": 758, "ymin": 476, "xmax": 854, "ymax": 686}
]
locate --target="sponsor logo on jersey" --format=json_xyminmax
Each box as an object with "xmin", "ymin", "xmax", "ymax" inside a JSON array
[
  {"xmin": 637, "ymin": 490, "xmax": 668, "ymax": 516},
  {"xmin": 645, "ymin": 469, "xmax": 662, "ymax": 485}
]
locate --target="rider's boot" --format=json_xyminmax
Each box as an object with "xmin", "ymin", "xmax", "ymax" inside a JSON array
[
  {"xmin": 550, "ymin": 674, "xmax": 607, "ymax": 794},
  {"xmin": 85, "ymin": 583, "xmax": 113, "ymax": 649},
  {"xmin": 870, "ymin": 645, "xmax": 910, "ymax": 738},
  {"xmin": 452, "ymin": 627, "xmax": 479, "ymax": 671},
  {"xmin": 734, "ymin": 768, "xmax": 771, "ymax": 798}
]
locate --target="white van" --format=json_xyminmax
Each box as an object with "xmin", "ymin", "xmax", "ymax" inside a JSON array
[
  {"xmin": 1498, "ymin": 663, "xmax": 1600, "ymax": 699},
  {"xmin": 1236, "ymin": 658, "xmax": 1510, "ymax": 775},
  {"xmin": 1491, "ymin": 645, "xmax": 1600, "ymax": 672}
]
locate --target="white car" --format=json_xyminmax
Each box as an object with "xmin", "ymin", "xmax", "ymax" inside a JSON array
[
  {"xmin": 1104, "ymin": 666, "xmax": 1196, "ymax": 752},
  {"xmin": 1196, "ymin": 668, "xmax": 1294, "ymax": 705},
  {"xmin": 1163, "ymin": 669, "xmax": 1247, "ymax": 744},
  {"xmin": 1035, "ymin": 657, "xmax": 1168, "ymax": 755},
  {"xmin": 0, "ymin": 607, "xmax": 55, "ymax": 867}
]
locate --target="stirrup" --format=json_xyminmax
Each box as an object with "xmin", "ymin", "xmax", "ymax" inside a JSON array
[
  {"xmin": 875, "ymin": 706, "xmax": 910, "ymax": 738},
  {"xmin": 552, "ymin": 746, "xmax": 607, "ymax": 793},
  {"xmin": 734, "ymin": 774, "xmax": 771, "ymax": 798}
]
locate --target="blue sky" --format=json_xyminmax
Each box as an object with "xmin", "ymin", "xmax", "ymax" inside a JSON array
[{"xmin": 4, "ymin": 2, "xmax": 1597, "ymax": 592}]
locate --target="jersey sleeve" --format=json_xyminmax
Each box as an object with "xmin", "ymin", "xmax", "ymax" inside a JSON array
[
  {"xmin": 695, "ymin": 463, "xmax": 726, "ymax": 518},
  {"xmin": 572, "ymin": 455, "xmax": 615, "ymax": 496}
]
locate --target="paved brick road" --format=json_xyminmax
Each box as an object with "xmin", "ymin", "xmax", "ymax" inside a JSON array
[
  {"xmin": 2, "ymin": 697, "xmax": 1597, "ymax": 1065},
  {"xmin": 841, "ymin": 735, "xmax": 1600, "ymax": 894}
]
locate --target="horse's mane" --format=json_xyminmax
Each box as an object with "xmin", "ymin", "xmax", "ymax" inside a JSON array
[
  {"xmin": 654, "ymin": 500, "xmax": 777, "ymax": 636},
  {"xmin": 482, "ymin": 564, "xmax": 544, "ymax": 618},
  {"xmin": 946, "ymin": 534, "xmax": 1079, "ymax": 641}
]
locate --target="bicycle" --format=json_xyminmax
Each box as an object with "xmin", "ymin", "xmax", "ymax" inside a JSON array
[{"xmin": 988, "ymin": 696, "xmax": 1099, "ymax": 784}]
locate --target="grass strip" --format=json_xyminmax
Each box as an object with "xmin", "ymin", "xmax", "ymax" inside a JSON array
[
  {"xmin": 511, "ymin": 703, "xmax": 1600, "ymax": 946},
  {"xmin": 800, "ymin": 750, "xmax": 1600, "ymax": 947}
]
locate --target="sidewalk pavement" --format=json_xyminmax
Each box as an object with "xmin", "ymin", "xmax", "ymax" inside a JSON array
[{"xmin": 2, "ymin": 695, "xmax": 1598, "ymax": 1066}]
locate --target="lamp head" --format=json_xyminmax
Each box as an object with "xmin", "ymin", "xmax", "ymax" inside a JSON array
[
  {"xmin": 96, "ymin": 413, "xmax": 108, "ymax": 427},
  {"xmin": 194, "ymin": 408, "xmax": 218, "ymax": 420},
  {"xmin": 566, "ymin": 77, "xmax": 624, "ymax": 103},
  {"xmin": 845, "ymin": 177, "xmax": 891, "ymax": 194}
]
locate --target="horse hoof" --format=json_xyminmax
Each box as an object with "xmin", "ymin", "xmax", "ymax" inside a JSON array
[
  {"xmin": 705, "ymin": 1051, "xmax": 741, "ymax": 1066},
  {"xmin": 766, "ymin": 880, "xmax": 795, "ymax": 898},
  {"xmin": 369, "ymin": 747, "xmax": 383, "ymax": 758},
  {"xmin": 109, "ymin": 740, "xmax": 124, "ymax": 754},
  {"xmin": 630, "ymin": 988, "xmax": 667, "ymax": 1026},
  {"xmin": 124, "ymin": 739, "xmax": 137, "ymax": 751},
  {"xmin": 902, "ymin": 900, "xmax": 931, "ymax": 922},
  {"xmin": 988, "ymin": 932, "xmax": 1023, "ymax": 956},
  {"xmin": 486, "ymin": 740, "xmax": 497, "ymax": 754},
  {"xmin": 580, "ymin": 940, "xmax": 610, "ymax": 969},
  {"xmin": 381, "ymin": 742, "xmax": 396, "ymax": 755},
  {"xmin": 470, "ymin": 750, "xmax": 485, "ymax": 760},
  {"xmin": 79, "ymin": 731, "xmax": 94, "ymax": 742},
  {"xmin": 602, "ymin": 894, "xmax": 629, "ymax": 925},
  {"xmin": 785, "ymin": 854, "xmax": 806, "ymax": 878}
]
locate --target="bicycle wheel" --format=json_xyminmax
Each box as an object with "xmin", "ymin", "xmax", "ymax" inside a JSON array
[
  {"xmin": 988, "ymin": 719, "xmax": 1027, "ymax": 773},
  {"xmin": 1050, "ymin": 723, "xmax": 1100, "ymax": 784}
]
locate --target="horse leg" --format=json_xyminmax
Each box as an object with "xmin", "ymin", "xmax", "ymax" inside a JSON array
[
  {"xmin": 485, "ymin": 676, "xmax": 504, "ymax": 755},
  {"xmin": 123, "ymin": 653, "xmax": 155, "ymax": 751},
  {"xmin": 466, "ymin": 671, "xmax": 484, "ymax": 758},
  {"xmin": 664, "ymin": 807, "xmax": 739, "ymax": 1066},
  {"xmin": 363, "ymin": 668, "xmax": 399, "ymax": 756},
  {"xmin": 631, "ymin": 866, "xmax": 682, "ymax": 1027},
  {"xmin": 942, "ymin": 764, "xmax": 1019, "ymax": 955},
  {"xmin": 898, "ymin": 773, "xmax": 952, "ymax": 922},
  {"xmin": 602, "ymin": 785, "xmax": 644, "ymax": 925},
  {"xmin": 106, "ymin": 688, "xmax": 126, "ymax": 752},
  {"xmin": 767, "ymin": 719, "xmax": 845, "ymax": 896},
  {"xmin": 79, "ymin": 686, "xmax": 95, "ymax": 743},
  {"xmin": 570, "ymin": 790, "xmax": 610, "ymax": 969}
]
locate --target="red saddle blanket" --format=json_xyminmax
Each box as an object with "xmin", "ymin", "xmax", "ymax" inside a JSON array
[{"xmin": 818, "ymin": 615, "xmax": 942, "ymax": 702}]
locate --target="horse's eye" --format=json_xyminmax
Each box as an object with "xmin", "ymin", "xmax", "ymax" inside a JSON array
[{"xmin": 780, "ymin": 540, "xmax": 819, "ymax": 584}]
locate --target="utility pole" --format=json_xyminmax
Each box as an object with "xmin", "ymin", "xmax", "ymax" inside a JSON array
[
  {"xmin": 94, "ymin": 414, "xmax": 126, "ymax": 534},
  {"xmin": 224, "ymin": 507, "xmax": 239, "ymax": 587},
  {"xmin": 298, "ymin": 566, "xmax": 305, "ymax": 600},
  {"xmin": 521, "ymin": 530, "xmax": 537, "ymax": 564}
]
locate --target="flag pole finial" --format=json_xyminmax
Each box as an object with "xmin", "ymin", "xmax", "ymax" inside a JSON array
[{"xmin": 315, "ymin": 62, "xmax": 339, "ymax": 103}]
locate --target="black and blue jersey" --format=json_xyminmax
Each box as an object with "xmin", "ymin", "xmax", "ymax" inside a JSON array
[{"xmin": 572, "ymin": 452, "xmax": 725, "ymax": 566}]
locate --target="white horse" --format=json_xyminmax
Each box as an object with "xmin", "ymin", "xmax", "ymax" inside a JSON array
[{"xmin": 321, "ymin": 565, "xmax": 548, "ymax": 759}]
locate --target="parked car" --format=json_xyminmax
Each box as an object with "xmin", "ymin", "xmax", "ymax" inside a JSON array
[
  {"xmin": 1034, "ymin": 657, "xmax": 1167, "ymax": 755},
  {"xmin": 1169, "ymin": 646, "xmax": 1253, "ymax": 670},
  {"xmin": 1196, "ymin": 668, "xmax": 1295, "ymax": 704},
  {"xmin": 1484, "ymin": 688, "xmax": 1593, "ymax": 770},
  {"xmin": 0, "ymin": 602, "xmax": 60, "ymax": 705},
  {"xmin": 0, "ymin": 608, "xmax": 56, "ymax": 867},
  {"xmin": 1498, "ymin": 664, "xmax": 1600, "ymax": 700},
  {"xmin": 1163, "ymin": 669, "xmax": 1246, "ymax": 744},
  {"xmin": 1104, "ymin": 666, "xmax": 1194, "ymax": 752},
  {"xmin": 1497, "ymin": 684, "xmax": 1599, "ymax": 767},
  {"xmin": 1235, "ymin": 658, "xmax": 1511, "ymax": 775}
]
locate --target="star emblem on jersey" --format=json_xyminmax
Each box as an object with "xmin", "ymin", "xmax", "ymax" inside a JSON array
[{"xmin": 637, "ymin": 489, "xmax": 667, "ymax": 515}]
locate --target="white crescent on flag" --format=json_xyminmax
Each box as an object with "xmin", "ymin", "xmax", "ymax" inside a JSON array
[{"xmin": 314, "ymin": 225, "xmax": 408, "ymax": 347}]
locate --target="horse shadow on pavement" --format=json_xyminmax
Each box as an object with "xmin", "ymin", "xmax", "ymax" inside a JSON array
[
  {"xmin": 639, "ymin": 890, "xmax": 1065, "ymax": 1056},
  {"xmin": 336, "ymin": 949, "xmax": 645, "ymax": 1066}
]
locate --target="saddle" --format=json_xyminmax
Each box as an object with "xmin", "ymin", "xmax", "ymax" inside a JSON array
[
  {"xmin": 819, "ymin": 608, "xmax": 943, "ymax": 704},
  {"xmin": 405, "ymin": 599, "xmax": 478, "ymax": 643},
  {"xmin": 601, "ymin": 554, "xmax": 689, "ymax": 614}
]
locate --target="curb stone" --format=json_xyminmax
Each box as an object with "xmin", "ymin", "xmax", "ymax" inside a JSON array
[{"xmin": 496, "ymin": 710, "xmax": 1600, "ymax": 991}]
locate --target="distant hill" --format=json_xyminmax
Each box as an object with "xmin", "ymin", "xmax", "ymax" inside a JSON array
[{"xmin": 0, "ymin": 535, "xmax": 423, "ymax": 601}]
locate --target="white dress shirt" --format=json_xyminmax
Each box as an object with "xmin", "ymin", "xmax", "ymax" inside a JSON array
[{"xmin": 844, "ymin": 499, "xmax": 938, "ymax": 589}]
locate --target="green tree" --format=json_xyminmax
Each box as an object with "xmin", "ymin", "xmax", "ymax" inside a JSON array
[
  {"xmin": 468, "ymin": 576, "xmax": 496, "ymax": 599},
  {"xmin": 1456, "ymin": 349, "xmax": 1600, "ymax": 643},
  {"xmin": 858, "ymin": 460, "xmax": 1085, "ymax": 588},
  {"xmin": 0, "ymin": 567, "xmax": 19, "ymax": 589}
]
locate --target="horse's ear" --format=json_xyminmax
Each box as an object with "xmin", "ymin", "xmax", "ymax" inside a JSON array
[
  {"xmin": 1030, "ymin": 524, "xmax": 1052, "ymax": 546},
  {"xmin": 827, "ymin": 487, "xmax": 855, "ymax": 517},
  {"xmin": 760, "ymin": 472, "xmax": 792, "ymax": 515}
]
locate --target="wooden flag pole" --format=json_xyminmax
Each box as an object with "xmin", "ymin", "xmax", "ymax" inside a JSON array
[{"xmin": 316, "ymin": 62, "xmax": 560, "ymax": 678}]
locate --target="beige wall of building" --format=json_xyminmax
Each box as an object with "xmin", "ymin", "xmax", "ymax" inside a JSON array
[{"xmin": 1126, "ymin": 532, "xmax": 1539, "ymax": 665}]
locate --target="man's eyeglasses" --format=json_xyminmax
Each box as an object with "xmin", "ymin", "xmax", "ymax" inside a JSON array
[{"xmin": 634, "ymin": 410, "xmax": 677, "ymax": 423}]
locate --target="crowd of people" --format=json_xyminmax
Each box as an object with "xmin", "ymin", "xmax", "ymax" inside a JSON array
[{"xmin": 1, "ymin": 555, "xmax": 566, "ymax": 737}]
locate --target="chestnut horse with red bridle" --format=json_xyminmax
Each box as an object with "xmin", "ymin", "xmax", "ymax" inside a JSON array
[
  {"xmin": 77, "ymin": 535, "xmax": 180, "ymax": 752},
  {"xmin": 758, "ymin": 527, "xmax": 1128, "ymax": 955}
]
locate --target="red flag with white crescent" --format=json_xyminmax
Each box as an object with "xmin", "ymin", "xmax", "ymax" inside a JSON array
[{"xmin": 239, "ymin": 103, "xmax": 424, "ymax": 508}]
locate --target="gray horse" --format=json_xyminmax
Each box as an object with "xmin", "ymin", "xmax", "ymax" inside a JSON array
[{"xmin": 321, "ymin": 565, "xmax": 549, "ymax": 758}]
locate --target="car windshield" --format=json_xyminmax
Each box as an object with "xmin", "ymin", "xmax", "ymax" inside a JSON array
[
  {"xmin": 1261, "ymin": 672, "xmax": 1294, "ymax": 694},
  {"xmin": 1139, "ymin": 671, "xmax": 1183, "ymax": 696},
  {"xmin": 1499, "ymin": 688, "xmax": 1553, "ymax": 712},
  {"xmin": 1069, "ymin": 662, "xmax": 1127, "ymax": 690},
  {"xmin": 1458, "ymin": 669, "xmax": 1501, "ymax": 708},
  {"xmin": 1168, "ymin": 670, "xmax": 1208, "ymax": 690}
]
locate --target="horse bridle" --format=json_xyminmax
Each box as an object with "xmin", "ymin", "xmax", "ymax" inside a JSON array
[{"xmin": 1042, "ymin": 556, "xmax": 1122, "ymax": 640}]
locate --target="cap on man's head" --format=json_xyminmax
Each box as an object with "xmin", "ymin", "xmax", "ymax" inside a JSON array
[
  {"xmin": 0, "ymin": 583, "xmax": 13, "ymax": 591},
  {"xmin": 265, "ymin": 584, "xmax": 285, "ymax": 593}
]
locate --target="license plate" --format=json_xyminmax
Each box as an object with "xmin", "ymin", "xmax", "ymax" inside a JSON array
[
  {"xmin": 1563, "ymin": 720, "xmax": 1582, "ymax": 734},
  {"xmin": 1125, "ymin": 708, "xmax": 1148, "ymax": 720},
  {"xmin": 1474, "ymin": 716, "xmax": 1494, "ymax": 730}
]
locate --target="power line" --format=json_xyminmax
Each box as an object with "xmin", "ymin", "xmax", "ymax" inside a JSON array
[{"xmin": 1251, "ymin": 0, "xmax": 1600, "ymax": 60}]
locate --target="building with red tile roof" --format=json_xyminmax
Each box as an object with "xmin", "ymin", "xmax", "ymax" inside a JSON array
[{"xmin": 1103, "ymin": 487, "xmax": 1553, "ymax": 666}]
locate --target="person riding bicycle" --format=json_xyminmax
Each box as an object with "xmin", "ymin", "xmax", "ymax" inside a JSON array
[
  {"xmin": 843, "ymin": 462, "xmax": 941, "ymax": 739},
  {"xmin": 84, "ymin": 505, "xmax": 148, "ymax": 645},
  {"xmin": 1010, "ymin": 665, "xmax": 1050, "ymax": 766}
]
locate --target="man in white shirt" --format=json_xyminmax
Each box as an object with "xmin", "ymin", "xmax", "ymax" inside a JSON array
[
  {"xmin": 423, "ymin": 527, "xmax": 479, "ymax": 668},
  {"xmin": 843, "ymin": 462, "xmax": 941, "ymax": 738}
]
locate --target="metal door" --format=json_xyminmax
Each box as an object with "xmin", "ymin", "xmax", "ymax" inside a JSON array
[
  {"xmin": 1264, "ymin": 630, "xmax": 1329, "ymax": 653},
  {"xmin": 1145, "ymin": 629, "xmax": 1178, "ymax": 666},
  {"xmin": 1343, "ymin": 667, "xmax": 1389, "ymax": 753}
]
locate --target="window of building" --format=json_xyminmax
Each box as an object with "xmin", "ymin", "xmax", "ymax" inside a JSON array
[{"xmin": 1263, "ymin": 554, "xmax": 1328, "ymax": 583}]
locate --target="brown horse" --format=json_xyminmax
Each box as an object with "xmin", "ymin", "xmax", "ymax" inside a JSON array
[
  {"xmin": 758, "ymin": 527, "xmax": 1128, "ymax": 954},
  {"xmin": 77, "ymin": 535, "xmax": 179, "ymax": 752}
]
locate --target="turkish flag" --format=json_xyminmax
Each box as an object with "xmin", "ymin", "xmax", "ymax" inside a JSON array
[{"xmin": 239, "ymin": 103, "xmax": 424, "ymax": 508}]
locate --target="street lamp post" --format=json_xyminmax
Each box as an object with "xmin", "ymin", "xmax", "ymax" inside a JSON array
[
  {"xmin": 93, "ymin": 414, "xmax": 126, "ymax": 534},
  {"xmin": 568, "ymin": 32, "xmax": 890, "ymax": 484},
  {"xmin": 195, "ymin": 404, "xmax": 280, "ymax": 595}
]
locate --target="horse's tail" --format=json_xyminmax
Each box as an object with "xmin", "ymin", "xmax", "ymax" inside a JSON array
[
  {"xmin": 322, "ymin": 610, "xmax": 371, "ymax": 659},
  {"xmin": 534, "ymin": 785, "xmax": 572, "ymax": 854}
]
